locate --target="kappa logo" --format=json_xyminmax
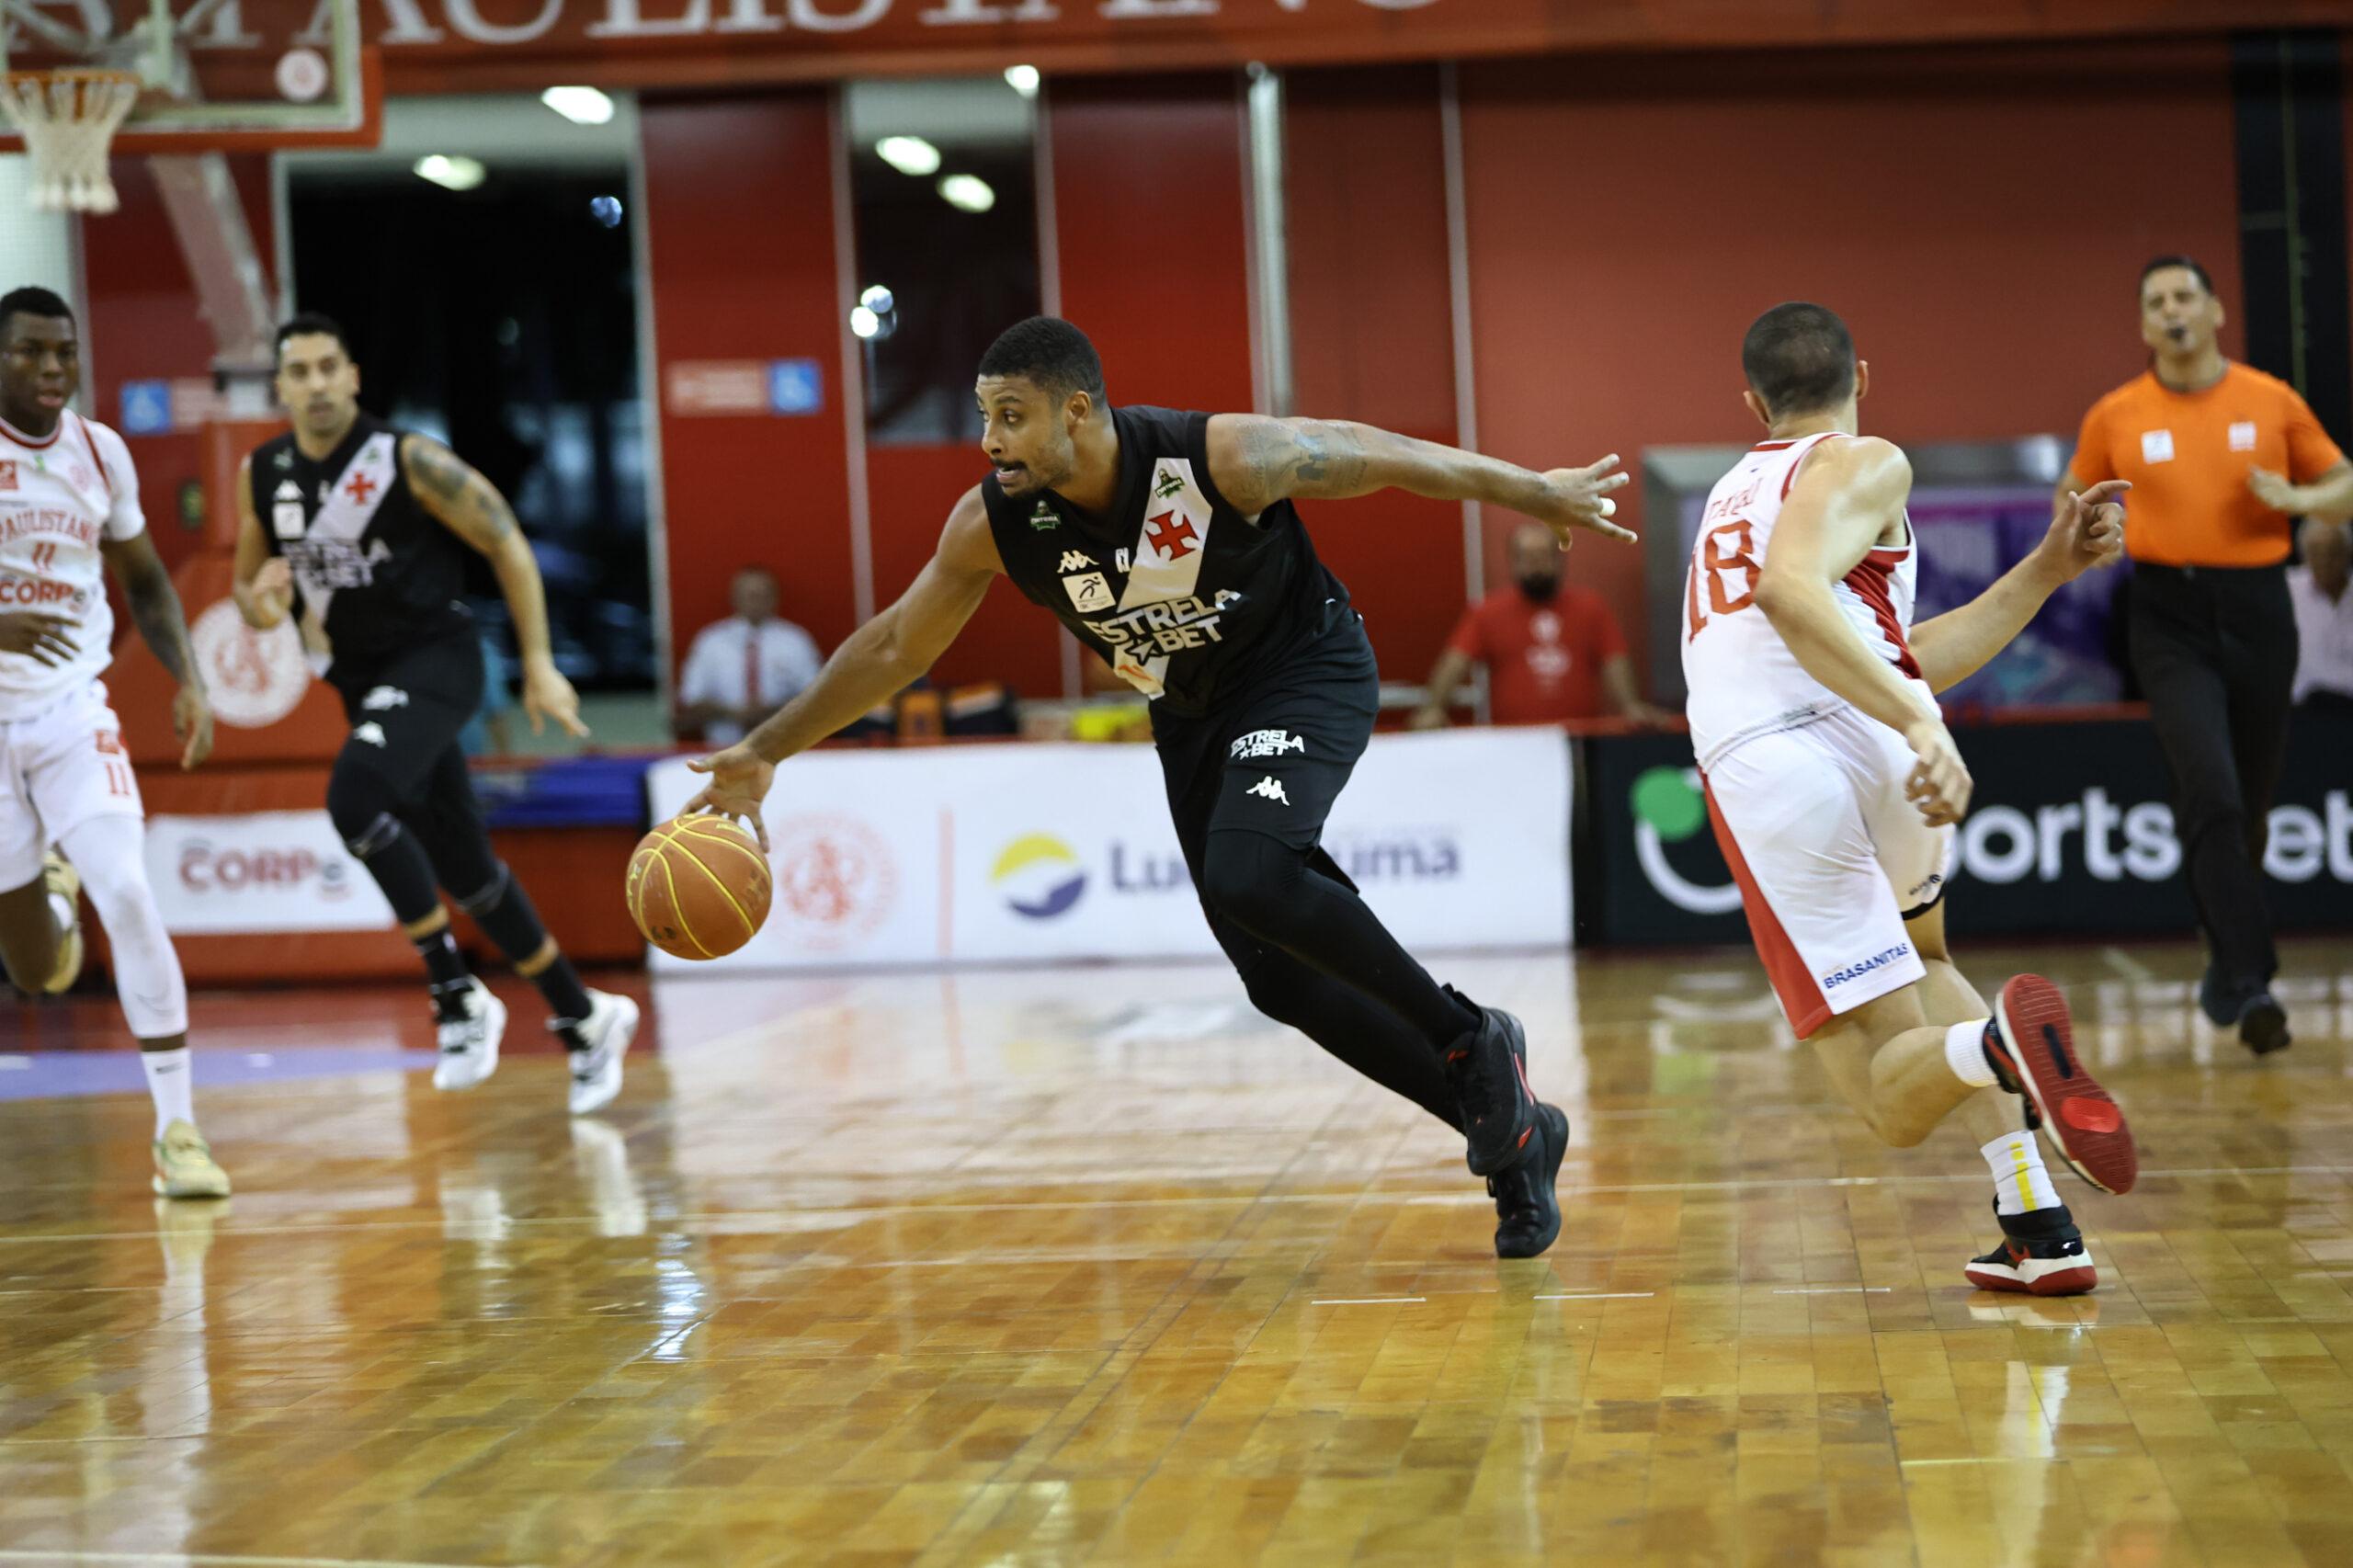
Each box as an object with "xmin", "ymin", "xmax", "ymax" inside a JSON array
[
  {"xmin": 274, "ymin": 480, "xmax": 301, "ymax": 502},
  {"xmin": 1247, "ymin": 776, "xmax": 1290, "ymax": 806},
  {"xmin": 1229, "ymin": 728, "xmax": 1306, "ymax": 761},
  {"xmin": 1057, "ymin": 550, "xmax": 1098, "ymax": 572},
  {"xmin": 352, "ymin": 722, "xmax": 387, "ymax": 746},
  {"xmin": 360, "ymin": 686, "xmax": 410, "ymax": 711},
  {"xmin": 1029, "ymin": 499, "xmax": 1059, "ymax": 531},
  {"xmin": 1063, "ymin": 572, "xmax": 1115, "ymax": 613}
]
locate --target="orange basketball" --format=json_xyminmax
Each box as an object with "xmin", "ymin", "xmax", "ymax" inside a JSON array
[{"xmin": 627, "ymin": 816, "xmax": 772, "ymax": 960}]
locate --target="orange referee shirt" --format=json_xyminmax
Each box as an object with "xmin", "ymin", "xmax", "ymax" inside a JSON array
[{"xmin": 2068, "ymin": 363, "xmax": 2347, "ymax": 567}]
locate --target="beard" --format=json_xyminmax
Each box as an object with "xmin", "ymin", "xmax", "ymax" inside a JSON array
[{"xmin": 1515, "ymin": 574, "xmax": 1560, "ymax": 603}]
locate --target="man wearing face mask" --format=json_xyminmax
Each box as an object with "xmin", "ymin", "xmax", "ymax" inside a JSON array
[
  {"xmin": 2061, "ymin": 256, "xmax": 2353, "ymax": 1056},
  {"xmin": 1412, "ymin": 521, "xmax": 1668, "ymax": 728}
]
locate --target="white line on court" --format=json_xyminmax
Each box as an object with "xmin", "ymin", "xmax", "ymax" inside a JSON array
[
  {"xmin": 0, "ymin": 1553, "xmax": 542, "ymax": 1568},
  {"xmin": 1534, "ymin": 1292, "xmax": 1655, "ymax": 1301},
  {"xmin": 1309, "ymin": 1296, "xmax": 1426, "ymax": 1305}
]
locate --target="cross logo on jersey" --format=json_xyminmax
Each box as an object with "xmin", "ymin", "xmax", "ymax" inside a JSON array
[
  {"xmin": 1145, "ymin": 509, "xmax": 1198, "ymax": 562},
  {"xmin": 343, "ymin": 470, "xmax": 381, "ymax": 506}
]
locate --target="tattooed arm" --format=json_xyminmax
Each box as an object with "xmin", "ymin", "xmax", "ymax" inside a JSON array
[
  {"xmin": 1203, "ymin": 414, "xmax": 1634, "ymax": 546},
  {"xmin": 401, "ymin": 435, "xmax": 588, "ymax": 739},
  {"xmin": 101, "ymin": 530, "xmax": 214, "ymax": 769}
]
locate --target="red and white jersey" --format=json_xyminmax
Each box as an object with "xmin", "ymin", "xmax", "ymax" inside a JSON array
[
  {"xmin": 1680, "ymin": 431, "xmax": 1920, "ymax": 771},
  {"xmin": 0, "ymin": 410, "xmax": 145, "ymax": 720}
]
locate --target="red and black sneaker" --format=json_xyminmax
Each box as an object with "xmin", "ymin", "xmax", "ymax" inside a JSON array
[
  {"xmin": 1489, "ymin": 1103, "xmax": 1569, "ymax": 1259},
  {"xmin": 1441, "ymin": 985, "xmax": 1536, "ymax": 1177},
  {"xmin": 1984, "ymin": 975, "xmax": 2136, "ymax": 1196},
  {"xmin": 1965, "ymin": 1202, "xmax": 2097, "ymax": 1297}
]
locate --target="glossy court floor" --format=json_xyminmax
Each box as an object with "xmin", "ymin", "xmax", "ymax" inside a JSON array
[{"xmin": 6, "ymin": 938, "xmax": 2353, "ymax": 1567}]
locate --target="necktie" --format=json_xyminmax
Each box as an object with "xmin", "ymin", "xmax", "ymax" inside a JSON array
[{"xmin": 742, "ymin": 625, "xmax": 763, "ymax": 710}]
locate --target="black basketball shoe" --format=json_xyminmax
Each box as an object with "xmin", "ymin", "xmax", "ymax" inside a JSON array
[
  {"xmin": 1964, "ymin": 1201, "xmax": 2097, "ymax": 1297},
  {"xmin": 1440, "ymin": 985, "xmax": 1536, "ymax": 1176},
  {"xmin": 1489, "ymin": 1103, "xmax": 1568, "ymax": 1259},
  {"xmin": 2238, "ymin": 991, "xmax": 2291, "ymax": 1056}
]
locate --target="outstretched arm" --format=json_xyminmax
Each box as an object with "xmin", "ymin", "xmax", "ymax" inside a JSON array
[
  {"xmin": 1910, "ymin": 482, "xmax": 2128, "ymax": 693},
  {"xmin": 681, "ymin": 487, "xmax": 1003, "ymax": 846},
  {"xmin": 402, "ymin": 435, "xmax": 586, "ymax": 739},
  {"xmin": 101, "ymin": 530, "xmax": 212, "ymax": 769},
  {"xmin": 1204, "ymin": 414, "xmax": 1634, "ymax": 547}
]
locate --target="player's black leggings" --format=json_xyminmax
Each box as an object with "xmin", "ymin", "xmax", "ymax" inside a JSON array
[
  {"xmin": 1155, "ymin": 618, "xmax": 1473, "ymax": 1131},
  {"xmin": 322, "ymin": 633, "xmax": 554, "ymax": 964},
  {"xmin": 2129, "ymin": 563, "xmax": 2298, "ymax": 995}
]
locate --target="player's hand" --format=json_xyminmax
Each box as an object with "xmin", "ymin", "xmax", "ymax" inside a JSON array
[
  {"xmin": 1532, "ymin": 454, "xmax": 1637, "ymax": 547},
  {"xmin": 244, "ymin": 558, "xmax": 295, "ymax": 628},
  {"xmin": 520, "ymin": 655, "xmax": 590, "ymax": 739},
  {"xmin": 2038, "ymin": 479, "xmax": 2130, "ymax": 583},
  {"xmin": 683, "ymin": 744, "xmax": 776, "ymax": 851},
  {"xmin": 173, "ymin": 685, "xmax": 214, "ymax": 771},
  {"xmin": 2247, "ymin": 465, "xmax": 2302, "ymax": 514},
  {"xmin": 0, "ymin": 610, "xmax": 77, "ymax": 665},
  {"xmin": 1902, "ymin": 717, "xmax": 1972, "ymax": 827}
]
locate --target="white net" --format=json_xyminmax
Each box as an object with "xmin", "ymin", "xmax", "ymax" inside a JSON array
[{"xmin": 0, "ymin": 71, "xmax": 141, "ymax": 215}]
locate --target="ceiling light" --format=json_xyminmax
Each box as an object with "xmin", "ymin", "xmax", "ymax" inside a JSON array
[
  {"xmin": 849, "ymin": 306, "xmax": 881, "ymax": 340},
  {"xmin": 540, "ymin": 85, "xmax": 615, "ymax": 126},
  {"xmin": 414, "ymin": 154, "xmax": 486, "ymax": 192},
  {"xmin": 1005, "ymin": 64, "xmax": 1040, "ymax": 98},
  {"xmin": 876, "ymin": 136, "xmax": 941, "ymax": 176},
  {"xmin": 937, "ymin": 174, "xmax": 995, "ymax": 213},
  {"xmin": 859, "ymin": 285, "xmax": 895, "ymax": 313}
]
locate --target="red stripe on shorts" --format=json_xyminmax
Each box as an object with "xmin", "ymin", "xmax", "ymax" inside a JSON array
[{"xmin": 1703, "ymin": 777, "xmax": 1833, "ymax": 1039}]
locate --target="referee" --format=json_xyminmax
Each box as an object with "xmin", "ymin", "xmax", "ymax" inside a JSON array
[{"xmin": 2063, "ymin": 256, "xmax": 2353, "ymax": 1055}]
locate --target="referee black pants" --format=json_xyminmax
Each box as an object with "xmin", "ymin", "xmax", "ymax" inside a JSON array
[{"xmin": 2128, "ymin": 562, "xmax": 2299, "ymax": 993}]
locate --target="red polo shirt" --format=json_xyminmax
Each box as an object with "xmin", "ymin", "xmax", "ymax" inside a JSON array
[{"xmin": 1445, "ymin": 585, "xmax": 1628, "ymax": 723}]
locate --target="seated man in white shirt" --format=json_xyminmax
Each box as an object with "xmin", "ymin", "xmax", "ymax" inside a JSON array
[
  {"xmin": 2290, "ymin": 517, "xmax": 2353, "ymax": 713},
  {"xmin": 676, "ymin": 566, "xmax": 823, "ymax": 744}
]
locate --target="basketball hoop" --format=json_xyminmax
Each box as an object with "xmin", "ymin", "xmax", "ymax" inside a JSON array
[{"xmin": 0, "ymin": 69, "xmax": 142, "ymax": 213}]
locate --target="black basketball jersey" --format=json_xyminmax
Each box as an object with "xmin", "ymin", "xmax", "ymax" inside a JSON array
[
  {"xmin": 249, "ymin": 413, "xmax": 472, "ymax": 670},
  {"xmin": 982, "ymin": 405, "xmax": 1348, "ymax": 716}
]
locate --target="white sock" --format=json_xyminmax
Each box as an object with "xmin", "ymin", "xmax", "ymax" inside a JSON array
[
  {"xmin": 1944, "ymin": 1018, "xmax": 1996, "ymax": 1088},
  {"xmin": 141, "ymin": 1048, "xmax": 195, "ymax": 1137},
  {"xmin": 1983, "ymin": 1130, "xmax": 2062, "ymax": 1216}
]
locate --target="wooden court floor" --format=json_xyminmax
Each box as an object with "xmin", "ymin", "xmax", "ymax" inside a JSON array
[{"xmin": 5, "ymin": 937, "xmax": 2353, "ymax": 1567}]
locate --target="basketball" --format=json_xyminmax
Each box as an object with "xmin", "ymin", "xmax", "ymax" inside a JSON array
[{"xmin": 627, "ymin": 816, "xmax": 772, "ymax": 960}]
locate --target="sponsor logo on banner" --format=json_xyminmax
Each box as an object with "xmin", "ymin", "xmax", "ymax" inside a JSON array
[
  {"xmin": 1630, "ymin": 766, "xmax": 1743, "ymax": 915},
  {"xmin": 145, "ymin": 812, "xmax": 392, "ymax": 935},
  {"xmin": 769, "ymin": 813, "xmax": 897, "ymax": 950},
  {"xmin": 188, "ymin": 597, "xmax": 310, "ymax": 729},
  {"xmin": 992, "ymin": 834, "xmax": 1086, "ymax": 919}
]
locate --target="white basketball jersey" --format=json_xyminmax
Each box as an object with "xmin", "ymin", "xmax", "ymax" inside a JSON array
[
  {"xmin": 0, "ymin": 410, "xmax": 146, "ymax": 719},
  {"xmin": 1680, "ymin": 432, "xmax": 1920, "ymax": 771}
]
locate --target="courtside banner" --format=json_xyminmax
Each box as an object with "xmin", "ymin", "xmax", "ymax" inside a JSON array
[
  {"xmin": 144, "ymin": 812, "xmax": 394, "ymax": 935},
  {"xmin": 643, "ymin": 727, "xmax": 1570, "ymax": 971},
  {"xmin": 1581, "ymin": 710, "xmax": 2353, "ymax": 945}
]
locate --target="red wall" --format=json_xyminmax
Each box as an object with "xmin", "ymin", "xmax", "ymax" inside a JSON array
[
  {"xmin": 641, "ymin": 95, "xmax": 859, "ymax": 677},
  {"xmin": 84, "ymin": 155, "xmax": 277, "ymax": 580},
  {"xmin": 1459, "ymin": 40, "xmax": 2242, "ymax": 691},
  {"xmin": 1284, "ymin": 63, "xmax": 1466, "ymax": 682}
]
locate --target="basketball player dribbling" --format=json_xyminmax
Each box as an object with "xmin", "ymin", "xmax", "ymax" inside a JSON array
[
  {"xmin": 685, "ymin": 317, "xmax": 1631, "ymax": 1258},
  {"xmin": 0, "ymin": 286, "xmax": 229, "ymax": 1198},
  {"xmin": 1687, "ymin": 303, "xmax": 2138, "ymax": 1293}
]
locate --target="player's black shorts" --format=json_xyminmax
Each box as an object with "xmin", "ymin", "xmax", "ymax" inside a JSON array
[
  {"xmin": 1152, "ymin": 609, "xmax": 1379, "ymax": 863},
  {"xmin": 326, "ymin": 631, "xmax": 484, "ymax": 806}
]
